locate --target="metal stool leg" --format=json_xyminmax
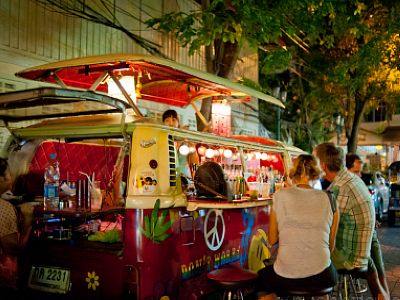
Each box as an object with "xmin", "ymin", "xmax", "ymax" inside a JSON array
[
  {"xmin": 344, "ymin": 275, "xmax": 348, "ymax": 300},
  {"xmin": 336, "ymin": 275, "xmax": 343, "ymax": 300},
  {"xmin": 349, "ymin": 275, "xmax": 363, "ymax": 300}
]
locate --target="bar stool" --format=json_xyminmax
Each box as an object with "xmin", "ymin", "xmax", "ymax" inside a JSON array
[
  {"xmin": 277, "ymin": 286, "xmax": 334, "ymax": 300},
  {"xmin": 207, "ymin": 265, "xmax": 258, "ymax": 300},
  {"xmin": 336, "ymin": 266, "xmax": 368, "ymax": 300}
]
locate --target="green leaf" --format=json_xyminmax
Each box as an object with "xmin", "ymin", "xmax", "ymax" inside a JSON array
[{"xmin": 138, "ymin": 199, "xmax": 173, "ymax": 244}]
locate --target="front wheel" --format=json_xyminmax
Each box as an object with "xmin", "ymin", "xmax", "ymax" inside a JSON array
[{"xmin": 388, "ymin": 210, "xmax": 396, "ymax": 227}]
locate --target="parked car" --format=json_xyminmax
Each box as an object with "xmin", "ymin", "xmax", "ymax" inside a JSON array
[
  {"xmin": 388, "ymin": 161, "xmax": 400, "ymax": 226},
  {"xmin": 361, "ymin": 172, "xmax": 390, "ymax": 222}
]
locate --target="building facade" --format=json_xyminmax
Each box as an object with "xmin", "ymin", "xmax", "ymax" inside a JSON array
[{"xmin": 0, "ymin": 0, "xmax": 264, "ymax": 145}]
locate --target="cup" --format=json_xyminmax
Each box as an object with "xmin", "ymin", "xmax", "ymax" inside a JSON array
[
  {"xmin": 90, "ymin": 181, "xmax": 102, "ymax": 211},
  {"xmin": 261, "ymin": 182, "xmax": 270, "ymax": 198}
]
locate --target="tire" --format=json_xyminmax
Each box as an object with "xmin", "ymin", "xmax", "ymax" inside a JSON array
[{"xmin": 388, "ymin": 210, "xmax": 396, "ymax": 227}]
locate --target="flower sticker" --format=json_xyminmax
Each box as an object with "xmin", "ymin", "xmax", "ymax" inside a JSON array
[{"xmin": 85, "ymin": 271, "xmax": 100, "ymax": 291}]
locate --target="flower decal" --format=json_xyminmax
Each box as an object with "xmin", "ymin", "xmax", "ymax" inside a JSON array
[{"xmin": 85, "ymin": 271, "xmax": 100, "ymax": 291}]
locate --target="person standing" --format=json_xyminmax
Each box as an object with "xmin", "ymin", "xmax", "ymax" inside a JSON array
[
  {"xmin": 162, "ymin": 109, "xmax": 199, "ymax": 178},
  {"xmin": 346, "ymin": 152, "xmax": 390, "ymax": 297},
  {"xmin": 346, "ymin": 153, "xmax": 363, "ymax": 177},
  {"xmin": 162, "ymin": 109, "xmax": 181, "ymax": 128},
  {"xmin": 257, "ymin": 154, "xmax": 339, "ymax": 300},
  {"xmin": 314, "ymin": 143, "xmax": 389, "ymax": 300}
]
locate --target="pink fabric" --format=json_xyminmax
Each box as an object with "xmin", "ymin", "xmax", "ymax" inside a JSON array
[{"xmin": 29, "ymin": 141, "xmax": 121, "ymax": 190}]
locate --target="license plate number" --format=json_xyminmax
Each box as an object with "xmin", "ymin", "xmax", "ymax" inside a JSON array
[{"xmin": 28, "ymin": 266, "xmax": 70, "ymax": 293}]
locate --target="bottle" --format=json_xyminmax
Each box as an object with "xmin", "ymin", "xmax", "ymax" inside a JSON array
[{"xmin": 44, "ymin": 153, "xmax": 60, "ymax": 210}]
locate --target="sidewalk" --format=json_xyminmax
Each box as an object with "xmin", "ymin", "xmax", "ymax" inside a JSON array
[{"xmin": 378, "ymin": 224, "xmax": 400, "ymax": 299}]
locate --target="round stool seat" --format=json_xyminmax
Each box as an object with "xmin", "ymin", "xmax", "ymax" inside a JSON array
[
  {"xmin": 207, "ymin": 265, "xmax": 258, "ymax": 287},
  {"xmin": 278, "ymin": 286, "xmax": 333, "ymax": 297},
  {"xmin": 337, "ymin": 266, "xmax": 368, "ymax": 279}
]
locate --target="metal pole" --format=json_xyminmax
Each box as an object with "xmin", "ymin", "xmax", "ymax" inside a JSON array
[
  {"xmin": 336, "ymin": 127, "xmax": 340, "ymax": 146},
  {"xmin": 276, "ymin": 107, "xmax": 281, "ymax": 141}
]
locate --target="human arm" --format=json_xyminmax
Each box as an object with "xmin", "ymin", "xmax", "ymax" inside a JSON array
[
  {"xmin": 0, "ymin": 202, "xmax": 34, "ymax": 256},
  {"xmin": 329, "ymin": 208, "xmax": 340, "ymax": 252}
]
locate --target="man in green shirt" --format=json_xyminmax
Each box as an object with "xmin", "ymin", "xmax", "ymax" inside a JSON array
[{"xmin": 314, "ymin": 143, "xmax": 389, "ymax": 300}]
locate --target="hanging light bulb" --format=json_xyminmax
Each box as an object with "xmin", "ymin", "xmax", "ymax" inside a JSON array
[
  {"xmin": 261, "ymin": 153, "xmax": 268, "ymax": 160},
  {"xmin": 223, "ymin": 149, "xmax": 233, "ymax": 158},
  {"xmin": 189, "ymin": 146, "xmax": 196, "ymax": 154},
  {"xmin": 179, "ymin": 144, "xmax": 190, "ymax": 156},
  {"xmin": 255, "ymin": 152, "xmax": 262, "ymax": 160},
  {"xmin": 232, "ymin": 153, "xmax": 238, "ymax": 161},
  {"xmin": 205, "ymin": 148, "xmax": 215, "ymax": 158},
  {"xmin": 247, "ymin": 152, "xmax": 254, "ymax": 161},
  {"xmin": 198, "ymin": 146, "xmax": 207, "ymax": 156}
]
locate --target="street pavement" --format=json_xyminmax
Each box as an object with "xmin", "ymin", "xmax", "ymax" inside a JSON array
[{"xmin": 377, "ymin": 222, "xmax": 400, "ymax": 299}]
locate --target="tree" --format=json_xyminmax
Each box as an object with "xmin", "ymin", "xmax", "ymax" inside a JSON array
[{"xmin": 263, "ymin": 0, "xmax": 400, "ymax": 152}]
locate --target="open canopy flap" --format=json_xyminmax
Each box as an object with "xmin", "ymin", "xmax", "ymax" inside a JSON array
[
  {"xmin": 15, "ymin": 54, "xmax": 285, "ymax": 109},
  {"xmin": 0, "ymin": 87, "xmax": 131, "ymax": 123}
]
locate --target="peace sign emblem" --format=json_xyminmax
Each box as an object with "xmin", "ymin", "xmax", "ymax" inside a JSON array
[{"xmin": 204, "ymin": 209, "xmax": 225, "ymax": 251}]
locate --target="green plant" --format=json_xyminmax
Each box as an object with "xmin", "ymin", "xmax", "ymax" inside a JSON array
[{"xmin": 139, "ymin": 199, "xmax": 173, "ymax": 244}]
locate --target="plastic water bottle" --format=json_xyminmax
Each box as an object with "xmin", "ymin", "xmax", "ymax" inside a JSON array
[{"xmin": 44, "ymin": 153, "xmax": 60, "ymax": 210}]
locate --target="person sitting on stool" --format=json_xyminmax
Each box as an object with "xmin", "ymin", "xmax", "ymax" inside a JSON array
[{"xmin": 257, "ymin": 154, "xmax": 339, "ymax": 300}]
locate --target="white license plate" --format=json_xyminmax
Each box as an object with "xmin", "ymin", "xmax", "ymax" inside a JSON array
[{"xmin": 28, "ymin": 266, "xmax": 70, "ymax": 293}]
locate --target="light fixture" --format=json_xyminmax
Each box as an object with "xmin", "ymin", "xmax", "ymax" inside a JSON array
[
  {"xmin": 261, "ymin": 153, "xmax": 268, "ymax": 161},
  {"xmin": 205, "ymin": 148, "xmax": 215, "ymax": 158},
  {"xmin": 108, "ymin": 75, "xmax": 136, "ymax": 103},
  {"xmin": 247, "ymin": 152, "xmax": 254, "ymax": 161},
  {"xmin": 198, "ymin": 146, "xmax": 207, "ymax": 156},
  {"xmin": 232, "ymin": 153, "xmax": 238, "ymax": 161},
  {"xmin": 255, "ymin": 152, "xmax": 262, "ymax": 160},
  {"xmin": 189, "ymin": 146, "xmax": 196, "ymax": 154},
  {"xmin": 179, "ymin": 144, "xmax": 190, "ymax": 156},
  {"xmin": 223, "ymin": 149, "xmax": 233, "ymax": 158}
]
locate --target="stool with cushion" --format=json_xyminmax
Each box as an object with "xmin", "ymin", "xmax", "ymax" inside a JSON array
[
  {"xmin": 336, "ymin": 267, "xmax": 368, "ymax": 300},
  {"xmin": 207, "ymin": 265, "xmax": 258, "ymax": 300},
  {"xmin": 277, "ymin": 286, "xmax": 334, "ymax": 300}
]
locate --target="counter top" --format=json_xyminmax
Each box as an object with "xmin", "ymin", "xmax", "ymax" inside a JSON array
[{"xmin": 186, "ymin": 197, "xmax": 272, "ymax": 211}]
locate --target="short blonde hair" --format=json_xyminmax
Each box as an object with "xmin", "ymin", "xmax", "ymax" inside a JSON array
[{"xmin": 289, "ymin": 154, "xmax": 321, "ymax": 182}]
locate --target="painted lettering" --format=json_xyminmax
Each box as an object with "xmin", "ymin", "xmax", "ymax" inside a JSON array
[{"xmin": 180, "ymin": 246, "xmax": 241, "ymax": 281}]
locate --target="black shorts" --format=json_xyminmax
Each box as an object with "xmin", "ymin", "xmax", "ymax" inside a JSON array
[{"xmin": 257, "ymin": 263, "xmax": 338, "ymax": 294}]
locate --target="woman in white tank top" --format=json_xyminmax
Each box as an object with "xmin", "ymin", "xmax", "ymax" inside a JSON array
[{"xmin": 257, "ymin": 154, "xmax": 340, "ymax": 300}]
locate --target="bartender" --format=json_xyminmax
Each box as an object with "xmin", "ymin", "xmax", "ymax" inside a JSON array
[{"xmin": 162, "ymin": 110, "xmax": 199, "ymax": 178}]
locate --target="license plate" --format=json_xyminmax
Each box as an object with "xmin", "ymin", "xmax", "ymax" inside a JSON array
[{"xmin": 28, "ymin": 266, "xmax": 70, "ymax": 293}]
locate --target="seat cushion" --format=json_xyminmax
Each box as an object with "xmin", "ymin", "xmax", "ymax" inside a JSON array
[{"xmin": 207, "ymin": 265, "xmax": 258, "ymax": 287}]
